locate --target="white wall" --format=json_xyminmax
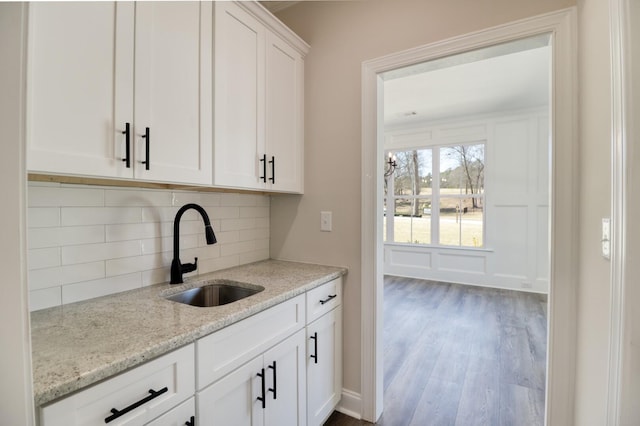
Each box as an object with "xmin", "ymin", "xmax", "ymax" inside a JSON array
[
  {"xmin": 573, "ymin": 0, "xmax": 613, "ymax": 423},
  {"xmin": 384, "ymin": 109, "xmax": 549, "ymax": 293},
  {"xmin": 27, "ymin": 182, "xmax": 270, "ymax": 311},
  {"xmin": 273, "ymin": 0, "xmax": 575, "ymax": 406}
]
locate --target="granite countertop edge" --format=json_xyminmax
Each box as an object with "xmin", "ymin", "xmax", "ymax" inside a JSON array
[{"xmin": 31, "ymin": 259, "xmax": 347, "ymax": 407}]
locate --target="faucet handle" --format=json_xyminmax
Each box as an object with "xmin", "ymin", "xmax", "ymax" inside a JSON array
[{"xmin": 181, "ymin": 257, "xmax": 198, "ymax": 274}]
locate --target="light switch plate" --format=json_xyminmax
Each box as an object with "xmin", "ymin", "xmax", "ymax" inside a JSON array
[{"xmin": 320, "ymin": 211, "xmax": 332, "ymax": 232}]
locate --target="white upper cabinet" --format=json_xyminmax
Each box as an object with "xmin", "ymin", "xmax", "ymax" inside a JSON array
[
  {"xmin": 213, "ymin": 1, "xmax": 308, "ymax": 193},
  {"xmin": 265, "ymin": 31, "xmax": 304, "ymax": 193},
  {"xmin": 213, "ymin": 2, "xmax": 265, "ymax": 190},
  {"xmin": 133, "ymin": 2, "xmax": 212, "ymax": 184},
  {"xmin": 27, "ymin": 2, "xmax": 134, "ymax": 179},
  {"xmin": 27, "ymin": 2, "xmax": 212, "ymax": 185}
]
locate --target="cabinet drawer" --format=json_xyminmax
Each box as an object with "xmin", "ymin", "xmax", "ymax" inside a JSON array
[
  {"xmin": 197, "ymin": 294, "xmax": 305, "ymax": 389},
  {"xmin": 306, "ymin": 278, "xmax": 342, "ymax": 324},
  {"xmin": 145, "ymin": 396, "xmax": 195, "ymax": 426},
  {"xmin": 40, "ymin": 344, "xmax": 195, "ymax": 426}
]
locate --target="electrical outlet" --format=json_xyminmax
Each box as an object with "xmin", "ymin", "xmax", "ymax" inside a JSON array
[{"xmin": 320, "ymin": 211, "xmax": 332, "ymax": 232}]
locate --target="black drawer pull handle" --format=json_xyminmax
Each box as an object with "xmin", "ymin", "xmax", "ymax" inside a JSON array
[
  {"xmin": 268, "ymin": 156, "xmax": 275, "ymax": 184},
  {"xmin": 121, "ymin": 122, "xmax": 131, "ymax": 168},
  {"xmin": 257, "ymin": 368, "xmax": 266, "ymax": 409},
  {"xmin": 141, "ymin": 127, "xmax": 150, "ymax": 170},
  {"xmin": 104, "ymin": 386, "xmax": 168, "ymax": 423},
  {"xmin": 319, "ymin": 294, "xmax": 337, "ymax": 305},
  {"xmin": 259, "ymin": 154, "xmax": 267, "ymax": 183},
  {"xmin": 310, "ymin": 332, "xmax": 318, "ymax": 364},
  {"xmin": 185, "ymin": 415, "xmax": 195, "ymax": 426},
  {"xmin": 268, "ymin": 361, "xmax": 277, "ymax": 399}
]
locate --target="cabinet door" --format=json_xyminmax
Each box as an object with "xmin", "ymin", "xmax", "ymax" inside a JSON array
[
  {"xmin": 307, "ymin": 307, "xmax": 343, "ymax": 426},
  {"xmin": 27, "ymin": 2, "xmax": 134, "ymax": 178},
  {"xmin": 213, "ymin": 1, "xmax": 266, "ymax": 190},
  {"xmin": 145, "ymin": 397, "xmax": 195, "ymax": 426},
  {"xmin": 265, "ymin": 32, "xmax": 304, "ymax": 193},
  {"xmin": 263, "ymin": 329, "xmax": 307, "ymax": 426},
  {"xmin": 197, "ymin": 356, "xmax": 264, "ymax": 426},
  {"xmin": 134, "ymin": 1, "xmax": 212, "ymax": 185}
]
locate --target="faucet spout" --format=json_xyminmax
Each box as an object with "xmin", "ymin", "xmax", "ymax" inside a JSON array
[{"xmin": 170, "ymin": 203, "xmax": 217, "ymax": 284}]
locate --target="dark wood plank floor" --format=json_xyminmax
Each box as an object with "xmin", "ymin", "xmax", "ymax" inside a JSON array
[{"xmin": 324, "ymin": 276, "xmax": 547, "ymax": 426}]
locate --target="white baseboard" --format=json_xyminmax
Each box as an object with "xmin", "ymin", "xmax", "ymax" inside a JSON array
[{"xmin": 336, "ymin": 388, "xmax": 362, "ymax": 419}]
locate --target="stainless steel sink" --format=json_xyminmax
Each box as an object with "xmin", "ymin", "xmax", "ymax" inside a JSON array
[{"xmin": 165, "ymin": 282, "xmax": 264, "ymax": 307}]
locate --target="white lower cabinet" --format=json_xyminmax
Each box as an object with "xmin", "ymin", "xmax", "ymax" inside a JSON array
[
  {"xmin": 306, "ymin": 279, "xmax": 343, "ymax": 426},
  {"xmin": 38, "ymin": 280, "xmax": 344, "ymax": 426},
  {"xmin": 145, "ymin": 397, "xmax": 195, "ymax": 426},
  {"xmin": 40, "ymin": 344, "xmax": 195, "ymax": 426},
  {"xmin": 197, "ymin": 329, "xmax": 307, "ymax": 426}
]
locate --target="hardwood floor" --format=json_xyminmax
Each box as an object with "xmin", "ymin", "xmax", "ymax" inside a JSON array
[{"xmin": 324, "ymin": 276, "xmax": 547, "ymax": 426}]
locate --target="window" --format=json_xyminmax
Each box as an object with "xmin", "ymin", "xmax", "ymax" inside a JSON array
[{"xmin": 384, "ymin": 143, "xmax": 485, "ymax": 247}]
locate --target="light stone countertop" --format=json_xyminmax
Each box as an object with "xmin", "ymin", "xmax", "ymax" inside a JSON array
[{"xmin": 30, "ymin": 259, "xmax": 347, "ymax": 407}]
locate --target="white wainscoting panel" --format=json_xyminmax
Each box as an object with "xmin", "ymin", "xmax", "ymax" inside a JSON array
[{"xmin": 384, "ymin": 109, "xmax": 549, "ymax": 293}]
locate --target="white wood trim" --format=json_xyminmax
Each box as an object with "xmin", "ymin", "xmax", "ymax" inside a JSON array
[
  {"xmin": 606, "ymin": 0, "xmax": 629, "ymax": 423},
  {"xmin": 0, "ymin": 3, "xmax": 34, "ymax": 424},
  {"xmin": 336, "ymin": 389, "xmax": 362, "ymax": 420},
  {"xmin": 361, "ymin": 7, "xmax": 578, "ymax": 424},
  {"xmin": 237, "ymin": 0, "xmax": 309, "ymax": 56}
]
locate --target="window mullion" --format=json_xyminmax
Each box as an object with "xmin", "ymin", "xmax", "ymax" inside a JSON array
[{"xmin": 432, "ymin": 147, "xmax": 440, "ymax": 245}]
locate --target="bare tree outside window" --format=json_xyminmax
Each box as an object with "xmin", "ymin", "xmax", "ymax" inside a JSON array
[{"xmin": 385, "ymin": 143, "xmax": 484, "ymax": 247}]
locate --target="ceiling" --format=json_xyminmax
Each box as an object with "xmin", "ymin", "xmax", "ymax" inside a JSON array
[
  {"xmin": 383, "ymin": 37, "xmax": 551, "ymax": 128},
  {"xmin": 259, "ymin": 1, "xmax": 300, "ymax": 13}
]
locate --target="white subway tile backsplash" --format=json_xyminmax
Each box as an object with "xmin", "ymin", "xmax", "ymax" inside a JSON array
[
  {"xmin": 210, "ymin": 206, "xmax": 240, "ymax": 219},
  {"xmin": 142, "ymin": 268, "xmax": 170, "ymax": 287},
  {"xmin": 106, "ymin": 254, "xmax": 167, "ymax": 277},
  {"xmin": 199, "ymin": 192, "xmax": 221, "ymax": 207},
  {"xmin": 220, "ymin": 218, "xmax": 256, "ymax": 232},
  {"xmin": 28, "ymin": 183, "xmax": 270, "ymax": 311},
  {"xmin": 60, "ymin": 225, "xmax": 105, "ymax": 246},
  {"xmin": 106, "ymin": 223, "xmax": 165, "ymax": 242},
  {"xmin": 62, "ymin": 207, "xmax": 142, "ymax": 226},
  {"xmin": 28, "ymin": 208, "xmax": 60, "ymax": 228},
  {"xmin": 29, "ymin": 267, "xmax": 62, "ymax": 291},
  {"xmin": 30, "ymin": 287, "xmax": 62, "ymax": 311},
  {"xmin": 29, "ymin": 247, "xmax": 61, "ymax": 270},
  {"xmin": 239, "ymin": 248, "xmax": 270, "ymax": 265},
  {"xmin": 239, "ymin": 227, "xmax": 270, "ymax": 242},
  {"xmin": 240, "ymin": 206, "xmax": 269, "ymax": 218},
  {"xmin": 29, "ymin": 228, "xmax": 61, "ymax": 249},
  {"xmin": 105, "ymin": 189, "xmax": 172, "ymax": 207},
  {"xmin": 199, "ymin": 255, "xmax": 240, "ymax": 275},
  {"xmin": 62, "ymin": 273, "xmax": 142, "ymax": 305},
  {"xmin": 170, "ymin": 191, "xmax": 202, "ymax": 206},
  {"xmin": 61, "ymin": 262, "xmax": 105, "ymax": 284},
  {"xmin": 62, "ymin": 240, "xmax": 141, "ymax": 265}
]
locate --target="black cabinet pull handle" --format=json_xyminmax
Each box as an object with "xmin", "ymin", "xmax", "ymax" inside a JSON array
[
  {"xmin": 268, "ymin": 361, "xmax": 277, "ymax": 399},
  {"xmin": 257, "ymin": 368, "xmax": 266, "ymax": 409},
  {"xmin": 320, "ymin": 294, "xmax": 337, "ymax": 305},
  {"xmin": 185, "ymin": 415, "xmax": 195, "ymax": 426},
  {"xmin": 259, "ymin": 154, "xmax": 267, "ymax": 183},
  {"xmin": 104, "ymin": 386, "xmax": 168, "ymax": 423},
  {"xmin": 141, "ymin": 127, "xmax": 150, "ymax": 170},
  {"xmin": 121, "ymin": 122, "xmax": 131, "ymax": 168},
  {"xmin": 310, "ymin": 332, "xmax": 318, "ymax": 364},
  {"xmin": 268, "ymin": 156, "xmax": 275, "ymax": 184}
]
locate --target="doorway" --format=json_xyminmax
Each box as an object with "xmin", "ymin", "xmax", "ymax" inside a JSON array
[
  {"xmin": 361, "ymin": 8, "xmax": 577, "ymax": 425},
  {"xmin": 379, "ymin": 34, "xmax": 551, "ymax": 424}
]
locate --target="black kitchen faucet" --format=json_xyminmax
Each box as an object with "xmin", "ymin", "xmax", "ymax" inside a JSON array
[{"xmin": 170, "ymin": 203, "xmax": 217, "ymax": 284}]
